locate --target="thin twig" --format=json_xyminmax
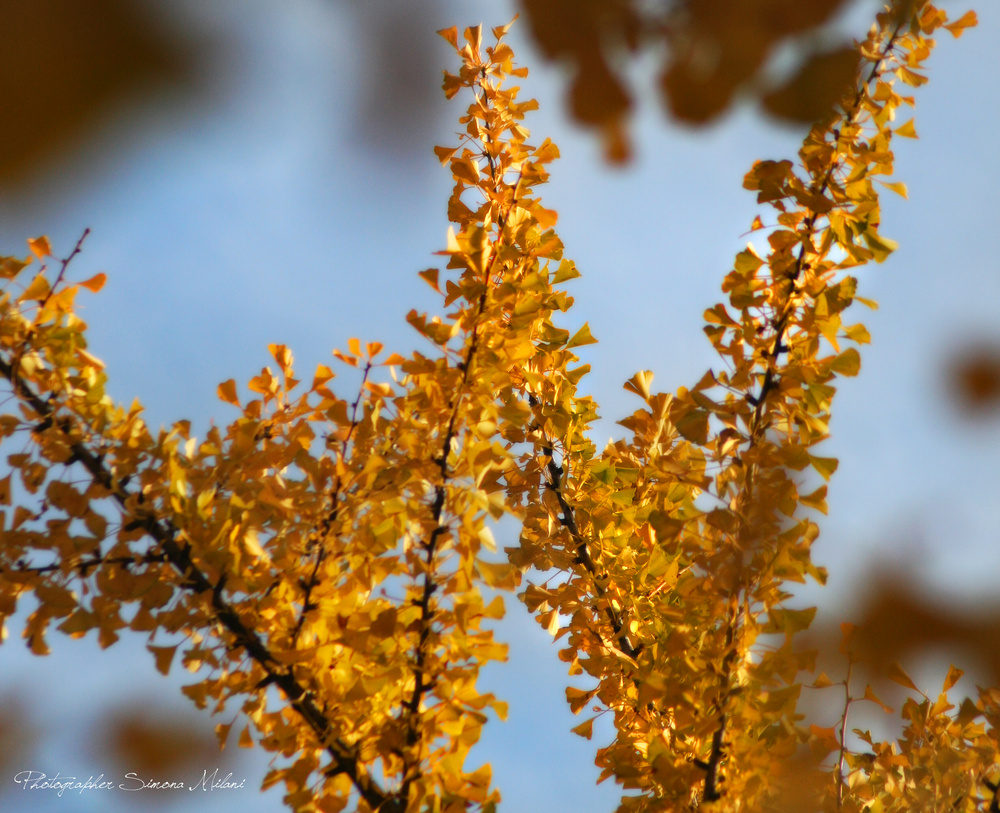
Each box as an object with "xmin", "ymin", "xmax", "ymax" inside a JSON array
[
  {"xmin": 836, "ymin": 661, "xmax": 854, "ymax": 810},
  {"xmin": 0, "ymin": 356, "xmax": 390, "ymax": 810}
]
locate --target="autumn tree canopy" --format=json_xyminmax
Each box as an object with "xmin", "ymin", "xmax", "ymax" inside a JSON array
[{"xmin": 0, "ymin": 2, "xmax": 992, "ymax": 812}]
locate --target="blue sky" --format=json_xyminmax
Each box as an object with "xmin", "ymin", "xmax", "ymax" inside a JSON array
[{"xmin": 0, "ymin": 1, "xmax": 997, "ymax": 811}]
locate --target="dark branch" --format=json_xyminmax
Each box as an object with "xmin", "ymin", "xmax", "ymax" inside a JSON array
[{"xmin": 0, "ymin": 355, "xmax": 390, "ymax": 810}]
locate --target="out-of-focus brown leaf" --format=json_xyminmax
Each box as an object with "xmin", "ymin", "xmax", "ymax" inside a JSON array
[
  {"xmin": 0, "ymin": 691, "xmax": 38, "ymax": 777},
  {"xmin": 522, "ymin": 0, "xmax": 631, "ymax": 61},
  {"xmin": 520, "ymin": 0, "xmax": 855, "ymax": 155},
  {"xmin": 0, "ymin": 0, "xmax": 194, "ymax": 184},
  {"xmin": 349, "ymin": 0, "xmax": 444, "ymax": 157},
  {"xmin": 947, "ymin": 342, "xmax": 1000, "ymax": 414},
  {"xmin": 570, "ymin": 47, "xmax": 631, "ymax": 162},
  {"xmin": 760, "ymin": 0, "xmax": 851, "ymax": 36},
  {"xmin": 661, "ymin": 58, "xmax": 742, "ymax": 125},
  {"xmin": 762, "ymin": 46, "xmax": 859, "ymax": 123},
  {"xmin": 661, "ymin": 0, "xmax": 780, "ymax": 124},
  {"xmin": 521, "ymin": 0, "xmax": 638, "ymax": 162},
  {"xmin": 100, "ymin": 704, "xmax": 221, "ymax": 776},
  {"xmin": 766, "ymin": 751, "xmax": 829, "ymax": 813},
  {"xmin": 849, "ymin": 580, "xmax": 1000, "ymax": 685}
]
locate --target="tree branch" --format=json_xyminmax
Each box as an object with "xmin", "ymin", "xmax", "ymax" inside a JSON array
[
  {"xmin": 0, "ymin": 355, "xmax": 391, "ymax": 811},
  {"xmin": 836, "ymin": 662, "xmax": 854, "ymax": 810},
  {"xmin": 528, "ymin": 408, "xmax": 642, "ymax": 661},
  {"xmin": 291, "ymin": 361, "xmax": 371, "ymax": 647}
]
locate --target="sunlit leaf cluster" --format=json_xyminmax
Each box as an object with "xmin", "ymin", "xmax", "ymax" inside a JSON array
[{"xmin": 0, "ymin": 3, "xmax": 993, "ymax": 812}]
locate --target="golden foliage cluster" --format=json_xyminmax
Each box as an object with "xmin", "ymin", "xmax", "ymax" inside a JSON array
[{"xmin": 0, "ymin": 2, "xmax": 991, "ymax": 812}]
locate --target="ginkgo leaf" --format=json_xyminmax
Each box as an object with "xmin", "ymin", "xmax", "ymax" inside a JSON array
[
  {"xmin": 879, "ymin": 180, "xmax": 908, "ymax": 199},
  {"xmin": 863, "ymin": 229, "xmax": 898, "ymax": 262},
  {"xmin": 566, "ymin": 323, "xmax": 597, "ymax": 349},
  {"xmin": 79, "ymin": 272, "xmax": 107, "ymax": 292},
  {"xmin": 215, "ymin": 722, "xmax": 233, "ymax": 750},
  {"xmin": 18, "ymin": 274, "xmax": 49, "ymax": 302},
  {"xmin": 674, "ymin": 408, "xmax": 709, "ymax": 445},
  {"xmin": 552, "ymin": 259, "xmax": 580, "ymax": 283},
  {"xmin": 942, "ymin": 664, "xmax": 963, "ymax": 692},
  {"xmin": 418, "ymin": 268, "xmax": 440, "ymax": 292},
  {"xmin": 885, "ymin": 662, "xmax": 920, "ymax": 692},
  {"xmin": 808, "ymin": 724, "xmax": 840, "ymax": 753},
  {"xmin": 843, "ymin": 323, "xmax": 871, "ymax": 344},
  {"xmin": 862, "ymin": 684, "xmax": 893, "ymax": 714},
  {"xmin": 437, "ymin": 26, "xmax": 458, "ymax": 49},
  {"xmin": 897, "ymin": 66, "xmax": 928, "ymax": 86},
  {"xmin": 148, "ymin": 644, "xmax": 179, "ymax": 676},
  {"xmin": 0, "ymin": 256, "xmax": 29, "ymax": 279},
  {"xmin": 27, "ymin": 236, "xmax": 52, "ymax": 260},
  {"xmin": 809, "ymin": 455, "xmax": 839, "ymax": 481},
  {"xmin": 433, "ymin": 145, "xmax": 459, "ymax": 165},
  {"xmin": 0, "ymin": 8, "xmax": 975, "ymax": 811},
  {"xmin": 831, "ymin": 348, "xmax": 861, "ymax": 376},
  {"xmin": 799, "ymin": 485, "xmax": 828, "ymax": 514},
  {"xmin": 944, "ymin": 10, "xmax": 977, "ymax": 37},
  {"xmin": 623, "ymin": 370, "xmax": 653, "ymax": 399},
  {"xmin": 566, "ymin": 687, "xmax": 598, "ymax": 715},
  {"xmin": 811, "ymin": 672, "xmax": 834, "ymax": 689}
]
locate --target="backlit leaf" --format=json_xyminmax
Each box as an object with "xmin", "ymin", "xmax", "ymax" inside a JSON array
[
  {"xmin": 27, "ymin": 236, "xmax": 52, "ymax": 260},
  {"xmin": 862, "ymin": 684, "xmax": 893, "ymax": 714},
  {"xmin": 566, "ymin": 322, "xmax": 597, "ymax": 349},
  {"xmin": 886, "ymin": 662, "xmax": 920, "ymax": 693},
  {"xmin": 79, "ymin": 272, "xmax": 107, "ymax": 292}
]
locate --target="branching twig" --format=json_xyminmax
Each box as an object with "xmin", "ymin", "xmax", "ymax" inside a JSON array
[
  {"xmin": 836, "ymin": 661, "xmax": 855, "ymax": 810},
  {"xmin": 1, "ymin": 550, "xmax": 168, "ymax": 577},
  {"xmin": 0, "ymin": 356, "xmax": 390, "ymax": 810},
  {"xmin": 291, "ymin": 361, "xmax": 372, "ymax": 647}
]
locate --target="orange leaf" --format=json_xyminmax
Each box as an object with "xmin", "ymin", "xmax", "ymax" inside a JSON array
[
  {"xmin": 217, "ymin": 379, "xmax": 240, "ymax": 406},
  {"xmin": 19, "ymin": 274, "xmax": 49, "ymax": 302},
  {"xmin": 944, "ymin": 10, "xmax": 977, "ymax": 38},
  {"xmin": 147, "ymin": 644, "xmax": 178, "ymax": 676},
  {"xmin": 437, "ymin": 26, "xmax": 458, "ymax": 50},
  {"xmin": 79, "ymin": 272, "xmax": 107, "ymax": 293},
  {"xmin": 571, "ymin": 717, "xmax": 595, "ymax": 740},
  {"xmin": 28, "ymin": 236, "xmax": 52, "ymax": 260},
  {"xmin": 942, "ymin": 665, "xmax": 964, "ymax": 693}
]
